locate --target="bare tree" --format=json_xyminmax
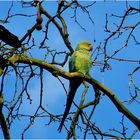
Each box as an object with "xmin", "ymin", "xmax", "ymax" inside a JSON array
[{"xmin": 0, "ymin": 1, "xmax": 140, "ymax": 139}]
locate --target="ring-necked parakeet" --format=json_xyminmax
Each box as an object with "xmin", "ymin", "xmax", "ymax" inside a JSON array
[{"xmin": 58, "ymin": 41, "xmax": 93, "ymax": 132}]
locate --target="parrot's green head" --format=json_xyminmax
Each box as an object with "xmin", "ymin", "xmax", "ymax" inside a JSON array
[{"xmin": 75, "ymin": 41, "xmax": 93, "ymax": 52}]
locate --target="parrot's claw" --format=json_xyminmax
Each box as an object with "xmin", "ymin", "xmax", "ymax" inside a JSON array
[{"xmin": 52, "ymin": 70, "xmax": 58, "ymax": 77}]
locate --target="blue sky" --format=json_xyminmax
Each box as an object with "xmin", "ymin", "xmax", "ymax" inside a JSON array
[{"xmin": 0, "ymin": 1, "xmax": 140, "ymax": 139}]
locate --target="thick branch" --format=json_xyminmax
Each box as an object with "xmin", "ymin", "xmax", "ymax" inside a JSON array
[
  {"xmin": 0, "ymin": 25, "xmax": 21, "ymax": 48},
  {"xmin": 0, "ymin": 94, "xmax": 10, "ymax": 139},
  {"xmin": 8, "ymin": 55, "xmax": 140, "ymax": 130},
  {"xmin": 39, "ymin": 3, "xmax": 74, "ymax": 53}
]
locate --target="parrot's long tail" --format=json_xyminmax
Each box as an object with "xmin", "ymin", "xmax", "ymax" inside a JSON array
[{"xmin": 58, "ymin": 80, "xmax": 81, "ymax": 132}]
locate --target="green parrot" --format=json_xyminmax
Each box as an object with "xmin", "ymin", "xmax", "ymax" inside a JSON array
[{"xmin": 58, "ymin": 41, "xmax": 93, "ymax": 132}]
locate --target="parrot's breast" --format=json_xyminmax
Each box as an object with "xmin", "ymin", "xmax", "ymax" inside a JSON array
[{"xmin": 74, "ymin": 51, "xmax": 92, "ymax": 75}]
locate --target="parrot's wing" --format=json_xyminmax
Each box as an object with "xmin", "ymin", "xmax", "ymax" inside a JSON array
[{"xmin": 69, "ymin": 52, "xmax": 77, "ymax": 72}]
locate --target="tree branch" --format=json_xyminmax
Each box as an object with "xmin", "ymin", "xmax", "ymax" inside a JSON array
[
  {"xmin": 8, "ymin": 55, "xmax": 140, "ymax": 130},
  {"xmin": 39, "ymin": 2, "xmax": 74, "ymax": 53},
  {"xmin": 0, "ymin": 94, "xmax": 10, "ymax": 139}
]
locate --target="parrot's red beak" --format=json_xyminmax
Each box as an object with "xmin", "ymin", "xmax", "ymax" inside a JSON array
[{"xmin": 89, "ymin": 45, "xmax": 93, "ymax": 51}]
